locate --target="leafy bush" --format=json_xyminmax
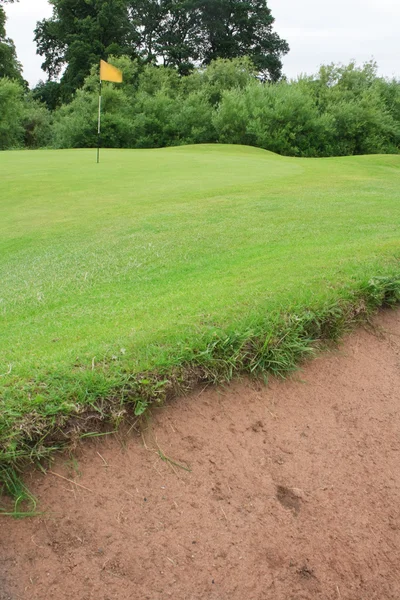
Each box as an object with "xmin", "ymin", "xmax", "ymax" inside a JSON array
[
  {"xmin": 0, "ymin": 78, "xmax": 24, "ymax": 149},
  {"xmin": 22, "ymin": 97, "xmax": 53, "ymax": 148},
  {"xmin": 2, "ymin": 57, "xmax": 400, "ymax": 156}
]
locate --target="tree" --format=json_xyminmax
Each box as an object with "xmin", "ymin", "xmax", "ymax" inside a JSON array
[
  {"xmin": 0, "ymin": 1, "xmax": 24, "ymax": 82},
  {"xmin": 127, "ymin": 0, "xmax": 164, "ymax": 64},
  {"xmin": 195, "ymin": 0, "xmax": 289, "ymax": 80},
  {"xmin": 37, "ymin": 0, "xmax": 288, "ymax": 88},
  {"xmin": 0, "ymin": 77, "xmax": 24, "ymax": 148},
  {"xmin": 35, "ymin": 0, "xmax": 138, "ymax": 100},
  {"xmin": 111, "ymin": 0, "xmax": 203, "ymax": 75},
  {"xmin": 152, "ymin": 0, "xmax": 204, "ymax": 75},
  {"xmin": 127, "ymin": 0, "xmax": 288, "ymax": 79},
  {"xmin": 22, "ymin": 95, "xmax": 52, "ymax": 148},
  {"xmin": 32, "ymin": 80, "xmax": 62, "ymax": 111}
]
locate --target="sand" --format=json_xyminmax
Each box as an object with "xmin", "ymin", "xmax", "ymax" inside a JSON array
[{"xmin": 1, "ymin": 309, "xmax": 400, "ymax": 600}]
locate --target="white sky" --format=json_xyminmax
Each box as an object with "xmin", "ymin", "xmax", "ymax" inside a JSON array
[{"xmin": 4, "ymin": 0, "xmax": 400, "ymax": 87}]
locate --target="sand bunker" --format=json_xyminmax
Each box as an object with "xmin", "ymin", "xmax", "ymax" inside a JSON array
[{"xmin": 1, "ymin": 309, "xmax": 400, "ymax": 600}]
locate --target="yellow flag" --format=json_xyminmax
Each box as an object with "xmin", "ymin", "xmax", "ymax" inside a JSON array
[{"xmin": 100, "ymin": 60, "xmax": 123, "ymax": 83}]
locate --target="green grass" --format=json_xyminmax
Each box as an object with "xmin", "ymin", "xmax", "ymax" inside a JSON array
[{"xmin": 1, "ymin": 144, "xmax": 400, "ymax": 500}]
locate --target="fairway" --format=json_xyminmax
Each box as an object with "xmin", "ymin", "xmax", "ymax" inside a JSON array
[{"xmin": 1, "ymin": 144, "xmax": 400, "ymax": 480}]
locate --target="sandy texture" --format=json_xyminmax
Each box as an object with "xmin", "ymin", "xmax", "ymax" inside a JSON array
[{"xmin": 1, "ymin": 309, "xmax": 400, "ymax": 600}]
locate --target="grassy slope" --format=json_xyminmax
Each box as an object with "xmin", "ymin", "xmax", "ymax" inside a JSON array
[{"xmin": 1, "ymin": 144, "xmax": 400, "ymax": 471}]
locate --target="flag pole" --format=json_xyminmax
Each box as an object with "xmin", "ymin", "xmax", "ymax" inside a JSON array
[{"xmin": 97, "ymin": 79, "xmax": 102, "ymax": 164}]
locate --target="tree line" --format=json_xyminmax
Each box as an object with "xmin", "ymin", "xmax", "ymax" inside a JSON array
[
  {"xmin": 0, "ymin": 0, "xmax": 399, "ymax": 156},
  {"xmin": 34, "ymin": 0, "xmax": 289, "ymax": 101},
  {"xmin": 1, "ymin": 56, "xmax": 400, "ymax": 156}
]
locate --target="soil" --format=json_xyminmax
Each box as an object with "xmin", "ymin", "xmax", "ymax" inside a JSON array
[{"xmin": 1, "ymin": 309, "xmax": 400, "ymax": 600}]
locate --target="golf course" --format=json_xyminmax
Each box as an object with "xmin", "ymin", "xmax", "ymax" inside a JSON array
[
  {"xmin": 1, "ymin": 144, "xmax": 400, "ymax": 500},
  {"xmin": 3, "ymin": 0, "xmax": 400, "ymax": 594}
]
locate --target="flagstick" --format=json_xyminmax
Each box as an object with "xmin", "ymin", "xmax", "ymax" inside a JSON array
[{"xmin": 97, "ymin": 80, "xmax": 102, "ymax": 164}]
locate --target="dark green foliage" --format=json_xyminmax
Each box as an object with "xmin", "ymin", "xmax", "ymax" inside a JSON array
[
  {"xmin": 0, "ymin": 79, "xmax": 52, "ymax": 149},
  {"xmin": 35, "ymin": 0, "xmax": 138, "ymax": 101},
  {"xmin": 213, "ymin": 81, "xmax": 335, "ymax": 156},
  {"xmin": 22, "ymin": 96, "xmax": 52, "ymax": 148},
  {"xmin": 129, "ymin": 0, "xmax": 289, "ymax": 78},
  {"xmin": 131, "ymin": 0, "xmax": 204, "ymax": 75},
  {"xmin": 35, "ymin": 0, "xmax": 288, "ymax": 95},
  {"xmin": 170, "ymin": 90, "xmax": 216, "ymax": 144},
  {"xmin": 197, "ymin": 56, "xmax": 256, "ymax": 104},
  {"xmin": 46, "ymin": 57, "xmax": 400, "ymax": 156},
  {"xmin": 193, "ymin": 0, "xmax": 289, "ymax": 80},
  {"xmin": 298, "ymin": 61, "xmax": 400, "ymax": 156},
  {"xmin": 32, "ymin": 80, "xmax": 62, "ymax": 111},
  {"xmin": 213, "ymin": 60, "xmax": 400, "ymax": 156},
  {"xmin": 0, "ymin": 5, "xmax": 24, "ymax": 82},
  {"xmin": 0, "ymin": 78, "xmax": 24, "ymax": 148},
  {"xmin": 1, "ymin": 56, "xmax": 399, "ymax": 156}
]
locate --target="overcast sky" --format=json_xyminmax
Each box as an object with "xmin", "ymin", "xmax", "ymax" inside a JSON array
[{"xmin": 4, "ymin": 0, "xmax": 400, "ymax": 87}]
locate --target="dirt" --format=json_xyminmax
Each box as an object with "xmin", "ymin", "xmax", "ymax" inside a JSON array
[{"xmin": 1, "ymin": 309, "xmax": 400, "ymax": 600}]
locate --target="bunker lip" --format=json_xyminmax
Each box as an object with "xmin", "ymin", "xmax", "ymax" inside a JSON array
[
  {"xmin": 1, "ymin": 307, "xmax": 400, "ymax": 599},
  {"xmin": 1, "ymin": 275, "xmax": 399, "ymax": 504},
  {"xmin": 1, "ymin": 146, "xmax": 400, "ymax": 500}
]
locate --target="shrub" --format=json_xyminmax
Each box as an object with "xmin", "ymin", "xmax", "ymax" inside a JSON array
[{"xmin": 0, "ymin": 78, "xmax": 24, "ymax": 149}]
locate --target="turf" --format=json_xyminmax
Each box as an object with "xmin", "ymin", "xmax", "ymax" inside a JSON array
[{"xmin": 1, "ymin": 144, "xmax": 400, "ymax": 482}]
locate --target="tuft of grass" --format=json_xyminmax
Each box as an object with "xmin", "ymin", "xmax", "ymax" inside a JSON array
[
  {"xmin": 0, "ymin": 145, "xmax": 400, "ymax": 504},
  {"xmin": 0, "ymin": 465, "xmax": 38, "ymax": 517}
]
